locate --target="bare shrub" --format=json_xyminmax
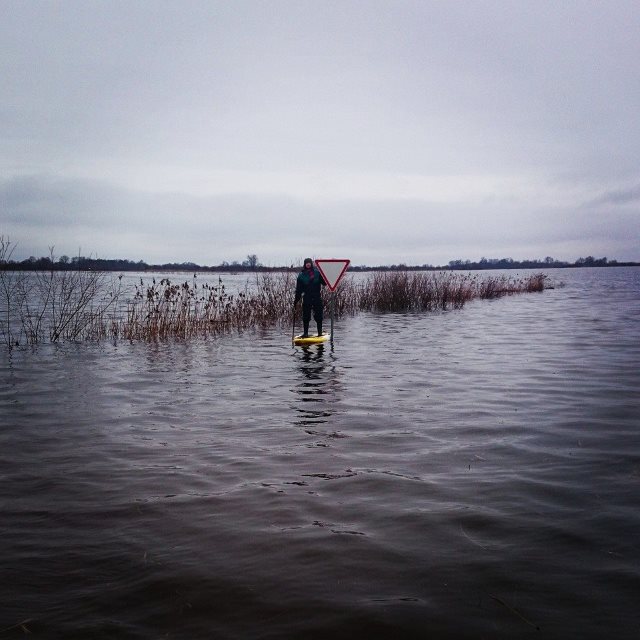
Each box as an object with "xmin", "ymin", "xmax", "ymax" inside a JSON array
[
  {"xmin": 0, "ymin": 236, "xmax": 25, "ymax": 348},
  {"xmin": 1, "ymin": 245, "xmax": 123, "ymax": 346}
]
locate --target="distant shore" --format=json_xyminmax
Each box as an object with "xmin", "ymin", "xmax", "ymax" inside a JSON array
[{"xmin": 2, "ymin": 255, "xmax": 637, "ymax": 273}]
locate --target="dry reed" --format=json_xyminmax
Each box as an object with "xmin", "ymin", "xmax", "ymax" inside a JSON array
[
  {"xmin": 355, "ymin": 271, "xmax": 545, "ymax": 312},
  {"xmin": 1, "ymin": 265, "xmax": 547, "ymax": 346}
]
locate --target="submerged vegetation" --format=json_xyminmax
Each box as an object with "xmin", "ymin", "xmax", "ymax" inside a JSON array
[
  {"xmin": 119, "ymin": 273, "xmax": 297, "ymax": 341},
  {"xmin": 1, "ymin": 243, "xmax": 547, "ymax": 347},
  {"xmin": 357, "ymin": 271, "xmax": 546, "ymax": 312}
]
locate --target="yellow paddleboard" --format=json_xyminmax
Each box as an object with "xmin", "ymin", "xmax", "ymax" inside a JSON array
[{"xmin": 293, "ymin": 333, "xmax": 331, "ymax": 346}]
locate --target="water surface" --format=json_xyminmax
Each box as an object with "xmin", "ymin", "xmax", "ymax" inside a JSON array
[{"xmin": 1, "ymin": 268, "xmax": 639, "ymax": 638}]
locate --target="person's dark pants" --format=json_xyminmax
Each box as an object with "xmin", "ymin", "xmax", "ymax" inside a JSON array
[{"xmin": 302, "ymin": 296, "xmax": 323, "ymax": 335}]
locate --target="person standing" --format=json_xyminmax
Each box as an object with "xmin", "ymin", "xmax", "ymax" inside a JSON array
[{"xmin": 294, "ymin": 258, "xmax": 326, "ymax": 337}]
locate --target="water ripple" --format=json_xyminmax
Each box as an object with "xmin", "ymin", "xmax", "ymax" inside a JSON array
[{"xmin": 1, "ymin": 268, "xmax": 639, "ymax": 638}]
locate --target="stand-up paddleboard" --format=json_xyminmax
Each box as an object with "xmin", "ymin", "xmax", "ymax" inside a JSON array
[{"xmin": 293, "ymin": 333, "xmax": 330, "ymax": 346}]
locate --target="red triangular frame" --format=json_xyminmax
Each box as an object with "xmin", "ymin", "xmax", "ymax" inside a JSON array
[{"xmin": 315, "ymin": 259, "xmax": 351, "ymax": 292}]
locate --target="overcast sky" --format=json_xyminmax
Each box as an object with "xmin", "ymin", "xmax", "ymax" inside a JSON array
[{"xmin": 1, "ymin": 0, "xmax": 639, "ymax": 266}]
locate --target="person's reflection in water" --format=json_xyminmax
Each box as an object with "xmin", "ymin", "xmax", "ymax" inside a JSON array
[{"xmin": 293, "ymin": 344, "xmax": 340, "ymax": 434}]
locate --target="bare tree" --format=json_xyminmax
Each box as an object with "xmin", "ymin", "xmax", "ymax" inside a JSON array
[{"xmin": 0, "ymin": 236, "xmax": 26, "ymax": 348}]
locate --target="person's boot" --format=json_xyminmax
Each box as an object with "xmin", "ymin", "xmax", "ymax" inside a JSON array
[
  {"xmin": 317, "ymin": 322, "xmax": 323, "ymax": 337},
  {"xmin": 302, "ymin": 321, "xmax": 309, "ymax": 338}
]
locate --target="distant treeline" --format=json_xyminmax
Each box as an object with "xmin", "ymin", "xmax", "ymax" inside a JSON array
[
  {"xmin": 0, "ymin": 256, "xmax": 282, "ymax": 272},
  {"xmin": 352, "ymin": 256, "xmax": 636, "ymax": 270},
  {"xmin": 0, "ymin": 254, "xmax": 637, "ymax": 272},
  {"xmin": 442, "ymin": 256, "xmax": 638, "ymax": 270}
]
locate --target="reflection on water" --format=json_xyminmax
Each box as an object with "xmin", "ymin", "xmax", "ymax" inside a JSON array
[{"xmin": 293, "ymin": 344, "xmax": 345, "ymax": 436}]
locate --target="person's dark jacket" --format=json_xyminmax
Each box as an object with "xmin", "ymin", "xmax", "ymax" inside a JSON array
[{"xmin": 294, "ymin": 267, "xmax": 325, "ymax": 305}]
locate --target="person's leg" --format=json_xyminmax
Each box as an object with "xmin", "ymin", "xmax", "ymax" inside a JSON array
[
  {"xmin": 313, "ymin": 298, "xmax": 323, "ymax": 335},
  {"xmin": 302, "ymin": 302, "xmax": 312, "ymax": 337}
]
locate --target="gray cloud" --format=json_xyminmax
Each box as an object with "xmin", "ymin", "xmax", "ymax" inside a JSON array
[
  {"xmin": 3, "ymin": 173, "xmax": 637, "ymax": 266},
  {"xmin": 1, "ymin": 1, "xmax": 639, "ymax": 264},
  {"xmin": 588, "ymin": 185, "xmax": 640, "ymax": 207}
]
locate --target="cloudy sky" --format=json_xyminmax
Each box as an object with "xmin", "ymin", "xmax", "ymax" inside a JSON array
[{"xmin": 1, "ymin": 0, "xmax": 639, "ymax": 266}]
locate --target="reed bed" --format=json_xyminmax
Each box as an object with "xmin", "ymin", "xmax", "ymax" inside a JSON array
[
  {"xmin": 115, "ymin": 272, "xmax": 303, "ymax": 340},
  {"xmin": 1, "ymin": 268, "xmax": 547, "ymax": 346},
  {"xmin": 111, "ymin": 271, "xmax": 546, "ymax": 339},
  {"xmin": 355, "ymin": 271, "xmax": 546, "ymax": 312},
  {"xmin": 357, "ymin": 271, "xmax": 476, "ymax": 312}
]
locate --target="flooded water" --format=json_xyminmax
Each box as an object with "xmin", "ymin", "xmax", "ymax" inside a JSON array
[{"xmin": 1, "ymin": 268, "xmax": 639, "ymax": 639}]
